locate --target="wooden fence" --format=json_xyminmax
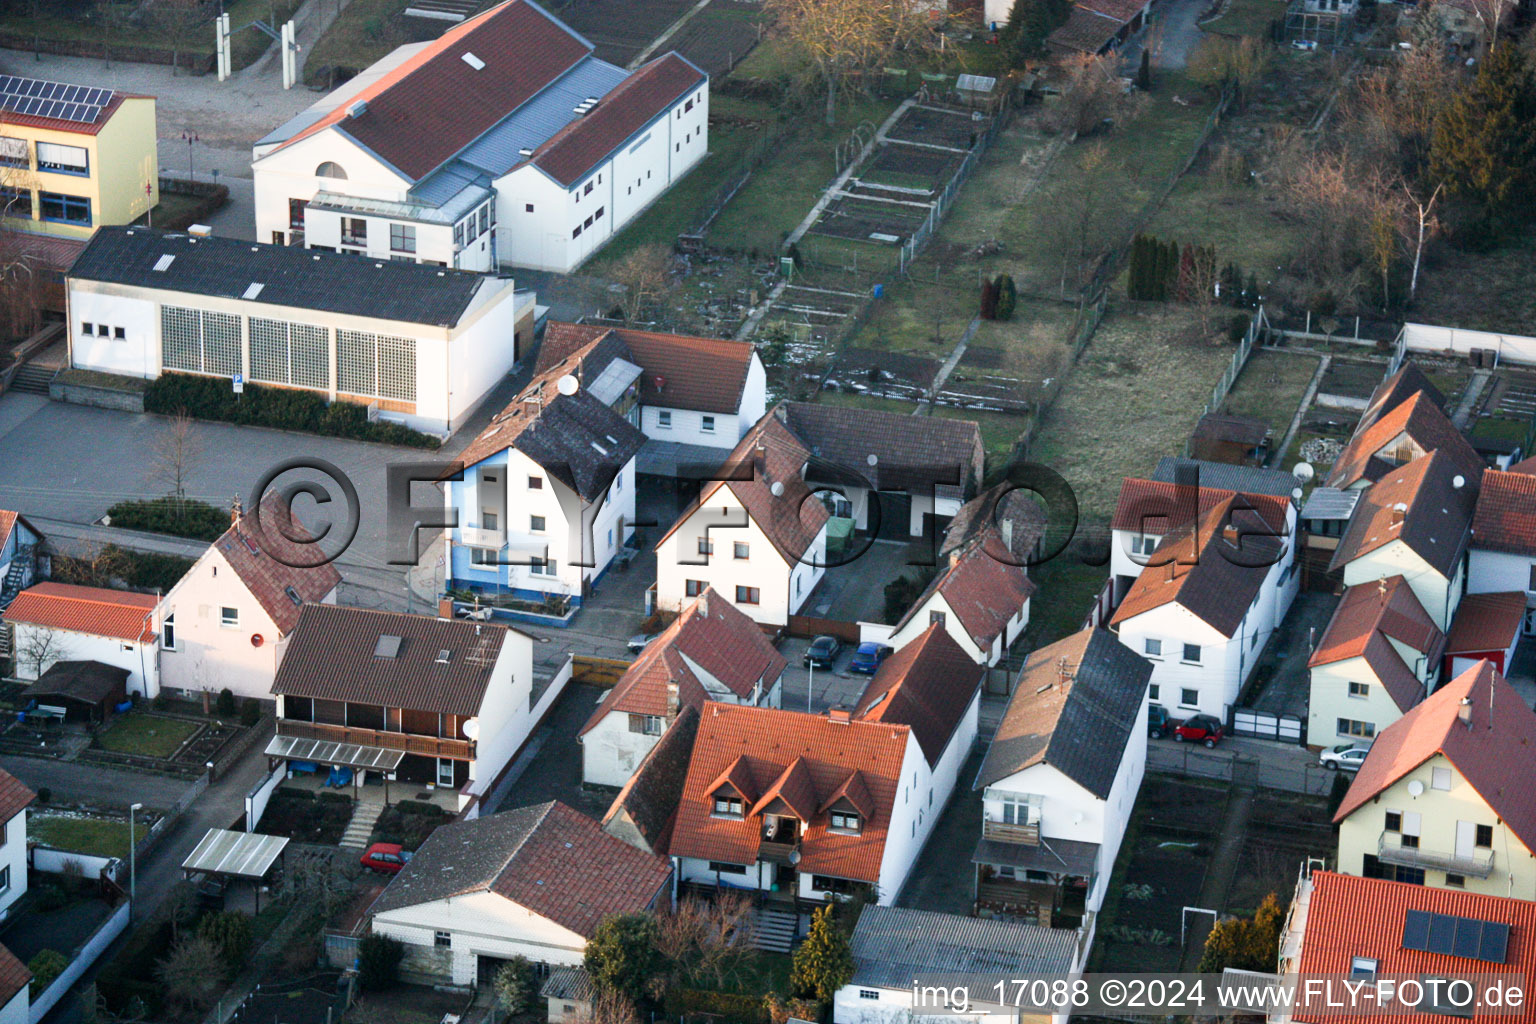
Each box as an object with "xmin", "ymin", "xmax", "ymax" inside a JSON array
[
  {"xmin": 785, "ymin": 615, "xmax": 861, "ymax": 643},
  {"xmin": 571, "ymin": 655, "xmax": 631, "ymax": 687}
]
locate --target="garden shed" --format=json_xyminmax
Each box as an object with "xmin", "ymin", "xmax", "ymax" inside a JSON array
[{"xmin": 23, "ymin": 661, "xmax": 130, "ymax": 724}]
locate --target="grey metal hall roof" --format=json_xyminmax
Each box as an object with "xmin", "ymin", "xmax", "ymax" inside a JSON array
[
  {"xmin": 1152, "ymin": 457, "xmax": 1299, "ymax": 498},
  {"xmin": 971, "ymin": 835, "xmax": 1100, "ymax": 876},
  {"xmin": 1301, "ymin": 485, "xmax": 1362, "ymax": 521},
  {"xmin": 69, "ymin": 226, "xmax": 493, "ymax": 329},
  {"xmin": 848, "ymin": 905, "xmax": 1079, "ymax": 991},
  {"xmin": 264, "ymin": 734, "xmax": 406, "ymax": 771},
  {"xmin": 182, "ymin": 829, "xmax": 289, "ymax": 879}
]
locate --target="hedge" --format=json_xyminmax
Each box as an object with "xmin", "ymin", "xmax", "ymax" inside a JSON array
[
  {"xmin": 144, "ymin": 372, "xmax": 440, "ymax": 448},
  {"xmin": 665, "ymin": 989, "xmax": 771, "ymax": 1024},
  {"xmin": 105, "ymin": 497, "xmax": 230, "ymax": 541}
]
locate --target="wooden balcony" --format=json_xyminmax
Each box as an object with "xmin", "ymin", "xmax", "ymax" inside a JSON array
[
  {"xmin": 275, "ymin": 718, "xmax": 474, "ymax": 761},
  {"xmin": 982, "ymin": 819, "xmax": 1041, "ymax": 845},
  {"xmin": 758, "ymin": 840, "xmax": 799, "ymax": 865}
]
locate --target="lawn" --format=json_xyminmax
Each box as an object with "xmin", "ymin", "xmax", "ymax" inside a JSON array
[
  {"xmin": 29, "ymin": 814, "xmax": 133, "ymax": 859},
  {"xmin": 1218, "ymin": 348, "xmax": 1322, "ymax": 437},
  {"xmin": 142, "ymin": 192, "xmax": 206, "ymax": 231},
  {"xmin": 934, "ymin": 405, "xmax": 1029, "ymax": 464},
  {"xmin": 1202, "ymin": 0, "xmax": 1290, "ymax": 37},
  {"xmin": 95, "ymin": 715, "xmax": 200, "ymax": 759},
  {"xmin": 302, "ymin": 0, "xmax": 441, "ymax": 85},
  {"xmin": 0, "ymin": 0, "xmax": 300, "ymax": 70},
  {"xmin": 1412, "ymin": 231, "xmax": 1536, "ymax": 337}
]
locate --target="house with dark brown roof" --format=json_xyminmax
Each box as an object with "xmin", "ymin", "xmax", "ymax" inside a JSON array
[
  {"xmin": 156, "ymin": 496, "xmax": 341, "ymax": 702},
  {"xmin": 533, "ymin": 321, "xmax": 767, "ymax": 478},
  {"xmin": 1108, "ymin": 494, "xmax": 1297, "ymax": 720},
  {"xmin": 1334, "ymin": 661, "xmax": 1536, "ymax": 897},
  {"xmin": 1467, "ymin": 467, "xmax": 1536, "ymax": 641},
  {"xmin": 1329, "ymin": 449, "xmax": 1477, "ymax": 631},
  {"xmin": 268, "ymin": 605, "xmax": 539, "ymax": 815},
  {"xmin": 369, "ymin": 801, "xmax": 671, "ymax": 985},
  {"xmin": 445, "ymin": 356, "xmax": 646, "ymax": 609},
  {"xmin": 0, "ymin": 769, "xmax": 34, "ymax": 926},
  {"xmin": 250, "ymin": 0, "xmax": 707, "ymax": 274},
  {"xmin": 668, "ymin": 628, "xmax": 981, "ymax": 906},
  {"xmin": 971, "ymin": 628, "xmax": 1150, "ymax": 932},
  {"xmin": 654, "ymin": 403, "xmax": 984, "ymax": 626},
  {"xmin": 1307, "ymin": 576, "xmax": 1444, "ymax": 750},
  {"xmin": 578, "ymin": 587, "xmax": 784, "ymax": 787},
  {"xmin": 1325, "ymin": 387, "xmax": 1483, "ymax": 492}
]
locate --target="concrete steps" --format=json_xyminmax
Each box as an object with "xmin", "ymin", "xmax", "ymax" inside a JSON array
[
  {"xmin": 746, "ymin": 907, "xmax": 797, "ymax": 953},
  {"xmin": 340, "ymin": 798, "xmax": 385, "ymax": 849},
  {"xmin": 7, "ymin": 363, "xmax": 56, "ymax": 396}
]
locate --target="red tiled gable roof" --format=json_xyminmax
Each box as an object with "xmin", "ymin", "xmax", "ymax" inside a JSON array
[
  {"xmin": 1309, "ymin": 578, "xmax": 1442, "ymax": 713},
  {"xmin": 1507, "ymin": 455, "xmax": 1536, "ymax": 475},
  {"xmin": 894, "ymin": 543, "xmax": 1037, "ymax": 653},
  {"xmin": 670, "ymin": 702, "xmax": 911, "ymax": 884},
  {"xmin": 1359, "ymin": 363, "xmax": 1446, "ymax": 431},
  {"xmin": 1329, "ymin": 450, "xmax": 1476, "ymax": 578},
  {"xmin": 1470, "ymin": 467, "xmax": 1536, "ymax": 557},
  {"xmin": 0, "ymin": 944, "xmax": 29, "ymax": 1009},
  {"xmin": 489, "ymin": 802, "xmax": 672, "ymax": 936},
  {"xmin": 4, "ymin": 581, "xmax": 156, "ymax": 643},
  {"xmin": 1, "ymin": 91, "xmax": 136, "ymax": 136},
  {"xmin": 535, "ymin": 322, "xmax": 756, "ymax": 415},
  {"xmin": 531, "ymin": 53, "xmax": 705, "ymax": 186},
  {"xmin": 708, "ymin": 753, "xmax": 759, "ymax": 805},
  {"xmin": 1293, "ymin": 871, "xmax": 1536, "ymax": 1024},
  {"xmin": 1048, "ymin": 5, "xmax": 1123, "ymax": 52},
  {"xmin": 1111, "ymin": 477, "xmax": 1291, "ymax": 534},
  {"xmin": 1445, "ymin": 591, "xmax": 1527, "ymax": 656},
  {"xmin": 817, "ymin": 769, "xmax": 875, "ymax": 818},
  {"xmin": 1326, "ymin": 391, "xmax": 1483, "ymax": 490},
  {"xmin": 657, "ymin": 414, "xmax": 829, "ymax": 564},
  {"xmin": 940, "ymin": 483, "xmax": 1049, "ymax": 564},
  {"xmin": 1335, "ymin": 661, "xmax": 1536, "ymax": 855},
  {"xmin": 0, "ymin": 769, "xmax": 35, "ymax": 826},
  {"xmin": 1109, "ymin": 496, "xmax": 1285, "ymax": 637},
  {"xmin": 602, "ymin": 703, "xmax": 698, "ymax": 855},
  {"xmin": 852, "ymin": 625, "xmax": 982, "ymax": 766},
  {"xmin": 275, "ymin": 0, "xmax": 593, "ymax": 181},
  {"xmin": 579, "ymin": 588, "xmax": 785, "ymax": 736},
  {"xmin": 213, "ymin": 495, "xmax": 342, "ymax": 635},
  {"xmin": 749, "ymin": 756, "xmax": 819, "ymax": 819}
]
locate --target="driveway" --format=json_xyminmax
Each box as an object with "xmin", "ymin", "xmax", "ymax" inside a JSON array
[
  {"xmin": 0, "ymin": 756, "xmax": 193, "ymax": 811},
  {"xmin": 1148, "ymin": 733, "xmax": 1334, "ymax": 795},
  {"xmin": 894, "ymin": 748, "xmax": 983, "ymax": 914},
  {"xmin": 1121, "ymin": 0, "xmax": 1211, "ymax": 71},
  {"xmin": 1243, "ymin": 589, "xmax": 1340, "ymax": 718},
  {"xmin": 803, "ymin": 538, "xmax": 928, "ymax": 623},
  {"xmin": 486, "ymin": 682, "xmax": 614, "ymax": 820}
]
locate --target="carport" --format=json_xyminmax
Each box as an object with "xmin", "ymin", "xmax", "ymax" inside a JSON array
[
  {"xmin": 182, "ymin": 829, "xmax": 289, "ymax": 912},
  {"xmin": 264, "ymin": 733, "xmax": 405, "ymax": 799},
  {"xmin": 24, "ymin": 661, "xmax": 130, "ymax": 724}
]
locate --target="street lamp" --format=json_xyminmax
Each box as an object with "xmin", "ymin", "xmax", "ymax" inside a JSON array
[
  {"xmin": 181, "ymin": 131, "xmax": 199, "ymax": 182},
  {"xmin": 128, "ymin": 802, "xmax": 142, "ymax": 918}
]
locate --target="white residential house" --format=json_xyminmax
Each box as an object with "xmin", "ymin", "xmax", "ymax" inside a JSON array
[
  {"xmin": 66, "ymin": 226, "xmax": 535, "ymax": 435},
  {"xmin": 0, "ymin": 512, "xmax": 44, "ymax": 610},
  {"xmin": 668, "ymin": 625, "xmax": 983, "ymax": 907},
  {"xmin": 0, "ymin": 946, "xmax": 25, "ymax": 1024},
  {"xmin": 972, "ymin": 628, "xmax": 1150, "ymax": 938},
  {"xmin": 444, "ymin": 366, "xmax": 645, "ymax": 607},
  {"xmin": 0, "ymin": 772, "xmax": 34, "ymax": 923},
  {"xmin": 369, "ymin": 802, "xmax": 671, "ymax": 985},
  {"xmin": 251, "ymin": 0, "xmax": 708, "ymax": 274},
  {"xmin": 156, "ymin": 497, "xmax": 341, "ymax": 702},
  {"xmin": 1333, "ymin": 661, "xmax": 1536, "ymax": 898},
  {"xmin": 1109, "ymin": 494, "xmax": 1297, "ymax": 720},
  {"xmin": 1307, "ymin": 576, "xmax": 1444, "ymax": 748},
  {"xmin": 1329, "ymin": 449, "xmax": 1475, "ymax": 632},
  {"xmin": 2, "ymin": 582, "xmax": 158, "ymax": 697},
  {"xmin": 578, "ymin": 587, "xmax": 783, "ymax": 787},
  {"xmin": 268, "ymin": 605, "xmax": 543, "ymax": 812},
  {"xmin": 533, "ymin": 322, "xmax": 766, "ymax": 475},
  {"xmin": 1467, "ymin": 464, "xmax": 1536, "ymax": 638}
]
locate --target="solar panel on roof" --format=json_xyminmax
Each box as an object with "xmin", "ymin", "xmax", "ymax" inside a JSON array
[
  {"xmin": 1402, "ymin": 911, "xmax": 1511, "ymax": 964},
  {"xmin": 0, "ymin": 75, "xmax": 111, "ymax": 124},
  {"xmin": 1453, "ymin": 918, "xmax": 1483, "ymax": 960},
  {"xmin": 1480, "ymin": 922, "xmax": 1509, "ymax": 963},
  {"xmin": 1428, "ymin": 914, "xmax": 1456, "ymax": 954},
  {"xmin": 1403, "ymin": 910, "xmax": 1433, "ymax": 951}
]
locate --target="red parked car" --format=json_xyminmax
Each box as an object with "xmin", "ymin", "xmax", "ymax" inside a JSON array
[
  {"xmin": 360, "ymin": 842, "xmax": 413, "ymax": 874},
  {"xmin": 1173, "ymin": 714, "xmax": 1225, "ymax": 748}
]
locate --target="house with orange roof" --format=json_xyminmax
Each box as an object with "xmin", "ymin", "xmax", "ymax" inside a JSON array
[
  {"xmin": 1279, "ymin": 869, "xmax": 1536, "ymax": 1024},
  {"xmin": 1324, "ymin": 371, "xmax": 1482, "ymax": 492},
  {"xmin": 0, "ymin": 511, "xmax": 44, "ymax": 611},
  {"xmin": 1334, "ymin": 661, "xmax": 1536, "ymax": 897},
  {"xmin": 1443, "ymin": 592, "xmax": 1526, "ymax": 678},
  {"xmin": 2, "ymin": 582, "xmax": 158, "ymax": 697},
  {"xmin": 578, "ymin": 587, "xmax": 784, "ymax": 787},
  {"xmin": 1329, "ymin": 449, "xmax": 1476, "ymax": 631},
  {"xmin": 1307, "ymin": 576, "xmax": 1444, "ymax": 749},
  {"xmin": 667, "ymin": 626, "xmax": 983, "ymax": 907},
  {"xmin": 250, "ymin": 0, "xmax": 707, "ymax": 274},
  {"xmin": 1108, "ymin": 495, "xmax": 1293, "ymax": 720},
  {"xmin": 155, "ymin": 497, "xmax": 341, "ymax": 702},
  {"xmin": 1467, "ymin": 466, "xmax": 1536, "ymax": 640}
]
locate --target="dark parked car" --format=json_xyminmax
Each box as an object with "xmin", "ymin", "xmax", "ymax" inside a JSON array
[
  {"xmin": 195, "ymin": 874, "xmax": 227, "ymax": 909},
  {"xmin": 360, "ymin": 843, "xmax": 414, "ymax": 874},
  {"xmin": 1148, "ymin": 703, "xmax": 1170, "ymax": 739},
  {"xmin": 849, "ymin": 642, "xmax": 893, "ymax": 675},
  {"xmin": 1174, "ymin": 714, "xmax": 1225, "ymax": 747},
  {"xmin": 804, "ymin": 635, "xmax": 841, "ymax": 668}
]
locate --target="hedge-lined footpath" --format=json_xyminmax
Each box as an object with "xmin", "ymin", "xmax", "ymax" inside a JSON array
[{"xmin": 145, "ymin": 373, "xmax": 440, "ymax": 448}]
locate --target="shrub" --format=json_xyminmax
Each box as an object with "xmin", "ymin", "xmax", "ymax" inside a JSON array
[
  {"xmin": 105, "ymin": 497, "xmax": 228, "ymax": 541},
  {"xmin": 215, "ymin": 689, "xmax": 237, "ymax": 717},
  {"xmin": 317, "ymin": 790, "xmax": 353, "ymax": 806},
  {"xmin": 584, "ymin": 913, "xmax": 664, "ymax": 1002},
  {"xmin": 493, "ymin": 957, "xmax": 538, "ymax": 1014},
  {"xmin": 395, "ymin": 799, "xmax": 442, "ymax": 816},
  {"xmin": 358, "ymin": 933, "xmax": 404, "ymax": 991},
  {"xmin": 666, "ymin": 990, "xmax": 770, "ymax": 1024},
  {"xmin": 143, "ymin": 372, "xmax": 440, "ymax": 448},
  {"xmin": 28, "ymin": 950, "xmax": 69, "ymax": 997},
  {"xmin": 197, "ymin": 911, "xmax": 253, "ymax": 969},
  {"xmin": 993, "ymin": 273, "xmax": 1018, "ymax": 321},
  {"xmin": 791, "ymin": 906, "xmax": 852, "ymax": 1002},
  {"xmin": 33, "ymin": 885, "xmax": 68, "ymax": 911},
  {"xmin": 239, "ymin": 698, "xmax": 261, "ymax": 727},
  {"xmin": 1227, "ymin": 313, "xmax": 1251, "ymax": 343},
  {"xmin": 36, "ymin": 787, "xmax": 50, "ymax": 804}
]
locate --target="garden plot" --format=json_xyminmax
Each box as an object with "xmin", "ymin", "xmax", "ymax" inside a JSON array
[
  {"xmin": 669, "ymin": 0, "xmax": 769, "ymax": 77},
  {"xmin": 885, "ymin": 103, "xmax": 990, "ymax": 151},
  {"xmin": 1229, "ymin": 794, "xmax": 1335, "ymax": 915},
  {"xmin": 823, "ymin": 348, "xmax": 942, "ymax": 400},
  {"xmin": 550, "ymin": 0, "xmax": 701, "ymax": 65},
  {"xmin": 857, "ymin": 145, "xmax": 963, "ymax": 192},
  {"xmin": 810, "ymin": 192, "xmax": 932, "ymax": 245}
]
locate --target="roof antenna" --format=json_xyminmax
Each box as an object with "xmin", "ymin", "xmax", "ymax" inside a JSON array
[{"xmin": 230, "ymin": 495, "xmax": 243, "ymax": 527}]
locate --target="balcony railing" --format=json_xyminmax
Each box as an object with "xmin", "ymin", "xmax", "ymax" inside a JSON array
[
  {"xmin": 758, "ymin": 839, "xmax": 799, "ymax": 864},
  {"xmin": 459, "ymin": 525, "xmax": 506, "ymax": 550},
  {"xmin": 276, "ymin": 718, "xmax": 474, "ymax": 761},
  {"xmin": 982, "ymin": 819, "xmax": 1041, "ymax": 845},
  {"xmin": 1377, "ymin": 832, "xmax": 1496, "ymax": 878}
]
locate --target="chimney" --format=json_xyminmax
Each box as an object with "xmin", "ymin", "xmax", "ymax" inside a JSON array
[
  {"xmin": 1458, "ymin": 696, "xmax": 1473, "ymax": 729},
  {"xmin": 438, "ymin": 597, "xmax": 454, "ymax": 620},
  {"xmin": 698, "ymin": 589, "xmax": 709, "ymax": 616},
  {"xmin": 666, "ymin": 680, "xmax": 681, "ymax": 719},
  {"xmin": 828, "ymin": 707, "xmax": 852, "ymax": 724},
  {"xmin": 754, "ymin": 440, "xmax": 767, "ymax": 478},
  {"xmin": 1389, "ymin": 502, "xmax": 1408, "ymax": 526},
  {"xmin": 1222, "ymin": 524, "xmax": 1240, "ymax": 544},
  {"xmin": 1001, "ymin": 518, "xmax": 1014, "ymax": 553},
  {"xmin": 1378, "ymin": 576, "xmax": 1388, "ymax": 602},
  {"xmin": 1058, "ymin": 655, "xmax": 1072, "ymax": 686},
  {"xmin": 774, "ymin": 405, "xmax": 787, "ymax": 424}
]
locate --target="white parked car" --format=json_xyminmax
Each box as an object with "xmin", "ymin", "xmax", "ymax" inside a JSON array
[{"xmin": 1319, "ymin": 744, "xmax": 1370, "ymax": 771}]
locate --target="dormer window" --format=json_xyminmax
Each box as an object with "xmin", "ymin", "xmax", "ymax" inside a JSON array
[
  {"xmin": 829, "ymin": 810, "xmax": 861, "ymax": 834},
  {"xmin": 712, "ymin": 794, "xmax": 743, "ymax": 818}
]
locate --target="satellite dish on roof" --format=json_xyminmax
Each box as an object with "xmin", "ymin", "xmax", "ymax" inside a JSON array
[
  {"xmin": 556, "ymin": 374, "xmax": 579, "ymax": 396},
  {"xmin": 462, "ymin": 718, "xmax": 480, "ymax": 740},
  {"xmin": 1407, "ymin": 779, "xmax": 1425, "ymax": 797},
  {"xmin": 1292, "ymin": 462, "xmax": 1315, "ymax": 484},
  {"xmin": 1453, "ymin": 474, "xmax": 1466, "ymax": 489},
  {"xmin": 867, "ymin": 453, "xmax": 878, "ymax": 467},
  {"xmin": 770, "ymin": 481, "xmax": 785, "ymax": 497}
]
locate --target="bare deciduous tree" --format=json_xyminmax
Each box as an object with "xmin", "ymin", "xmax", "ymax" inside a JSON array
[
  {"xmin": 1401, "ymin": 180, "xmax": 1443, "ymax": 301},
  {"xmin": 153, "ymin": 411, "xmax": 202, "ymax": 519},
  {"xmin": 1042, "ymin": 141, "xmax": 1117, "ymax": 298},
  {"xmin": 764, "ymin": 0, "xmax": 916, "ymax": 124},
  {"xmin": 157, "ymin": 935, "xmax": 228, "ymax": 1010},
  {"xmin": 155, "ymin": 0, "xmax": 210, "ymax": 75},
  {"xmin": 1187, "ymin": 35, "xmax": 1268, "ymax": 107},
  {"xmin": 1047, "ymin": 54, "xmax": 1140, "ymax": 137},
  {"xmin": 17, "ymin": 626, "xmax": 71, "ymax": 679},
  {"xmin": 609, "ymin": 243, "xmax": 673, "ymax": 325},
  {"xmin": 568, "ymin": 989, "xmax": 641, "ymax": 1024}
]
